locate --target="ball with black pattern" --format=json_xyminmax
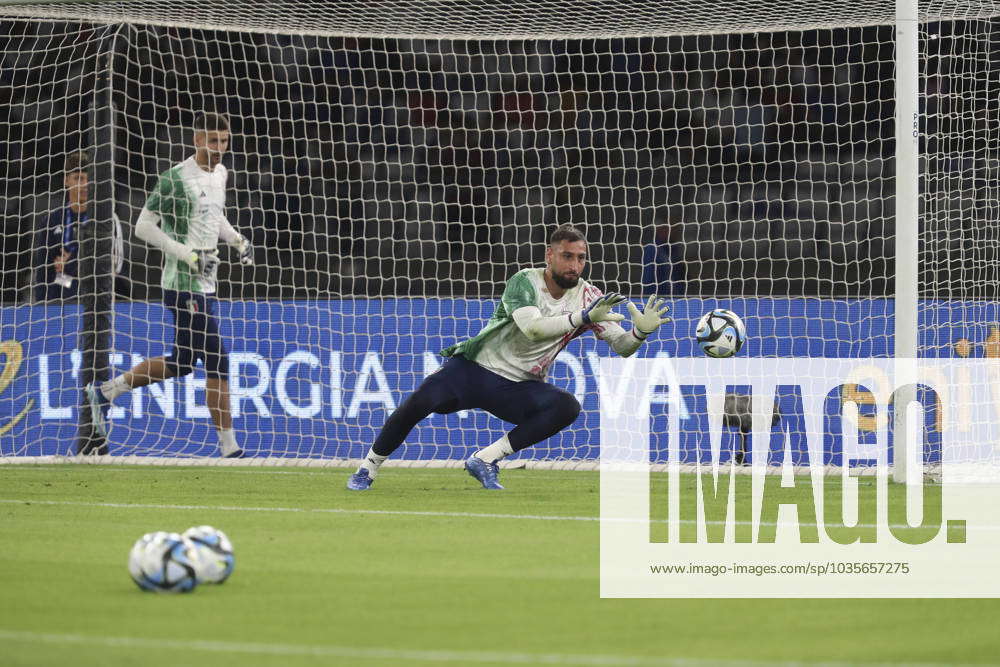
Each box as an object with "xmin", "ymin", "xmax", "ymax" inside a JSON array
[
  {"xmin": 184, "ymin": 525, "xmax": 235, "ymax": 584},
  {"xmin": 127, "ymin": 531, "xmax": 200, "ymax": 593},
  {"xmin": 695, "ymin": 308, "xmax": 747, "ymax": 358}
]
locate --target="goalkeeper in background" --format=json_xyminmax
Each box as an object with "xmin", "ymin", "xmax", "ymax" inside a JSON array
[
  {"xmin": 84, "ymin": 112, "xmax": 253, "ymax": 458},
  {"xmin": 348, "ymin": 223, "xmax": 671, "ymax": 490}
]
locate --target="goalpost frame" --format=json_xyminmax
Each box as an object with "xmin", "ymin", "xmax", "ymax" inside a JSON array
[
  {"xmin": 893, "ymin": 0, "xmax": 920, "ymax": 484},
  {"xmin": 75, "ymin": 24, "xmax": 121, "ymax": 455},
  {"xmin": 0, "ymin": 1, "xmax": 957, "ymax": 469}
]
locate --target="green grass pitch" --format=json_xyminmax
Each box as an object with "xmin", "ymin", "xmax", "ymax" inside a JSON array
[{"xmin": 1, "ymin": 464, "xmax": 998, "ymax": 666}]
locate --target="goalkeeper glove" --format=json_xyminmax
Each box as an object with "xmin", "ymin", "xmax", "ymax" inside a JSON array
[
  {"xmin": 185, "ymin": 249, "xmax": 220, "ymax": 281},
  {"xmin": 233, "ymin": 235, "xmax": 253, "ymax": 266},
  {"xmin": 627, "ymin": 295, "xmax": 672, "ymax": 339},
  {"xmin": 571, "ymin": 292, "xmax": 627, "ymax": 327}
]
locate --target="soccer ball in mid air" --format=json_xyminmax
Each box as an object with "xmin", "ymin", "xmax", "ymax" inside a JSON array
[
  {"xmin": 184, "ymin": 525, "xmax": 235, "ymax": 584},
  {"xmin": 695, "ymin": 309, "xmax": 747, "ymax": 358},
  {"xmin": 128, "ymin": 531, "xmax": 201, "ymax": 593}
]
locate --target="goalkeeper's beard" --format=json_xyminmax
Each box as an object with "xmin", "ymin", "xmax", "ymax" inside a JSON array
[{"xmin": 550, "ymin": 269, "xmax": 580, "ymax": 290}]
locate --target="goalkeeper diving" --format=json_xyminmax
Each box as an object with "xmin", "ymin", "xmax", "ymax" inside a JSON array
[{"xmin": 348, "ymin": 223, "xmax": 671, "ymax": 490}]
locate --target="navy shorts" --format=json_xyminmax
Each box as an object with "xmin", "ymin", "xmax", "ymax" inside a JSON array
[
  {"xmin": 372, "ymin": 355, "xmax": 582, "ymax": 455},
  {"xmin": 417, "ymin": 355, "xmax": 574, "ymax": 421},
  {"xmin": 163, "ymin": 290, "xmax": 229, "ymax": 380}
]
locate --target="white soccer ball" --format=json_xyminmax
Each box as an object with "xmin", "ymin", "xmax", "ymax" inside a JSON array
[
  {"xmin": 128, "ymin": 531, "xmax": 200, "ymax": 593},
  {"xmin": 695, "ymin": 308, "xmax": 747, "ymax": 358},
  {"xmin": 184, "ymin": 525, "xmax": 235, "ymax": 584}
]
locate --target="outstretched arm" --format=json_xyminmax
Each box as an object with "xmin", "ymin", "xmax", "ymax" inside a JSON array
[
  {"xmin": 512, "ymin": 293, "xmax": 628, "ymax": 342},
  {"xmin": 597, "ymin": 295, "xmax": 672, "ymax": 357}
]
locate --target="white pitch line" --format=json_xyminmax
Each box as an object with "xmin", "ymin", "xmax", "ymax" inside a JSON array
[
  {"xmin": 1, "ymin": 498, "xmax": 997, "ymax": 531},
  {"xmin": 0, "ymin": 465, "xmax": 586, "ymax": 478},
  {"xmin": 0, "ymin": 629, "xmax": 983, "ymax": 667},
  {"xmin": 0, "ymin": 465, "xmax": 341, "ymax": 477},
  {"xmin": 0, "ymin": 498, "xmax": 596, "ymax": 522}
]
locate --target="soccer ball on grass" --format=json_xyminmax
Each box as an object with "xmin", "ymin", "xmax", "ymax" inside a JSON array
[
  {"xmin": 128, "ymin": 531, "xmax": 200, "ymax": 593},
  {"xmin": 184, "ymin": 525, "xmax": 235, "ymax": 584}
]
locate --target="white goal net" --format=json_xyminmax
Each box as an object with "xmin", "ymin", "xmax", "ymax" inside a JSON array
[{"xmin": 1, "ymin": 1, "xmax": 999, "ymax": 467}]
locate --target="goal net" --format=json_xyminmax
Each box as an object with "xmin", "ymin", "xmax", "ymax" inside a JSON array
[{"xmin": 2, "ymin": 1, "xmax": 999, "ymax": 467}]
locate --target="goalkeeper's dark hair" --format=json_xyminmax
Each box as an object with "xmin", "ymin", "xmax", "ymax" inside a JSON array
[
  {"xmin": 194, "ymin": 112, "xmax": 230, "ymax": 133},
  {"xmin": 64, "ymin": 150, "xmax": 90, "ymax": 174},
  {"xmin": 549, "ymin": 224, "xmax": 586, "ymax": 246}
]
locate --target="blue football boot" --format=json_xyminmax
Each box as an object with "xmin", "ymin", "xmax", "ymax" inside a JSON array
[
  {"xmin": 347, "ymin": 468, "xmax": 374, "ymax": 491},
  {"xmin": 464, "ymin": 456, "xmax": 504, "ymax": 490}
]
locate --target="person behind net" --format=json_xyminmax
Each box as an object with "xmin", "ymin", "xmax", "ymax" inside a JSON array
[
  {"xmin": 347, "ymin": 223, "xmax": 672, "ymax": 490},
  {"xmin": 33, "ymin": 150, "xmax": 125, "ymax": 302},
  {"xmin": 84, "ymin": 112, "xmax": 253, "ymax": 458}
]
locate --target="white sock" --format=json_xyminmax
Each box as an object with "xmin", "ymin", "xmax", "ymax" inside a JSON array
[
  {"xmin": 218, "ymin": 429, "xmax": 241, "ymax": 456},
  {"xmin": 359, "ymin": 448, "xmax": 388, "ymax": 478},
  {"xmin": 101, "ymin": 375, "xmax": 131, "ymax": 401},
  {"xmin": 474, "ymin": 435, "xmax": 514, "ymax": 464}
]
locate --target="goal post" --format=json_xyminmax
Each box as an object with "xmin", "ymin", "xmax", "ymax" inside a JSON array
[
  {"xmin": 74, "ymin": 23, "xmax": 121, "ymax": 456},
  {"xmin": 1, "ymin": 1, "xmax": 998, "ymax": 469},
  {"xmin": 894, "ymin": 0, "xmax": 919, "ymax": 483}
]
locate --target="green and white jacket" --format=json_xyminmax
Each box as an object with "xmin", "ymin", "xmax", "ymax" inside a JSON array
[{"xmin": 442, "ymin": 267, "xmax": 643, "ymax": 382}]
